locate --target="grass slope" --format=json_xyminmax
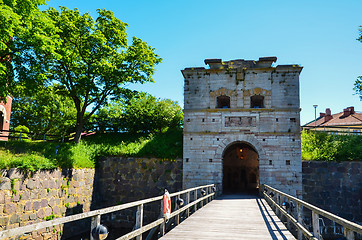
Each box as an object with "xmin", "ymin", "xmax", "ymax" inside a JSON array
[{"xmin": 0, "ymin": 129, "xmax": 183, "ymax": 172}]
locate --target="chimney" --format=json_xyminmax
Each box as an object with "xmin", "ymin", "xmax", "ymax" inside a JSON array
[
  {"xmin": 324, "ymin": 108, "xmax": 333, "ymax": 122},
  {"xmin": 320, "ymin": 113, "xmax": 325, "ymax": 117},
  {"xmin": 347, "ymin": 106, "xmax": 355, "ymax": 114},
  {"xmin": 342, "ymin": 106, "xmax": 355, "ymax": 118}
]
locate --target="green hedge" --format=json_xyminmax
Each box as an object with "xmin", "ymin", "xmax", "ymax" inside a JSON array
[{"xmin": 301, "ymin": 130, "xmax": 362, "ymax": 161}]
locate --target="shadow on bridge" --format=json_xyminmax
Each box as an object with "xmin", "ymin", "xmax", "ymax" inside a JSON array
[{"xmin": 161, "ymin": 193, "xmax": 296, "ymax": 240}]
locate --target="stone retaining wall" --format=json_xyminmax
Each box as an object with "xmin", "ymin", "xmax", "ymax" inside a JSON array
[
  {"xmin": 0, "ymin": 169, "xmax": 95, "ymax": 239},
  {"xmin": 94, "ymin": 157, "xmax": 182, "ymax": 229},
  {"xmin": 0, "ymin": 157, "xmax": 182, "ymax": 239},
  {"xmin": 302, "ymin": 161, "xmax": 362, "ymax": 238}
]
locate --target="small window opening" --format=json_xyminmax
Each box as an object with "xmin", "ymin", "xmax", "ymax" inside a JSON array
[
  {"xmin": 190, "ymin": 138, "xmax": 193, "ymax": 140},
  {"xmin": 263, "ymin": 139, "xmax": 266, "ymax": 141},
  {"xmin": 217, "ymin": 138, "xmax": 219, "ymax": 141},
  {"xmin": 185, "ymin": 158, "xmax": 189, "ymax": 162},
  {"xmin": 202, "ymin": 118, "xmax": 205, "ymax": 122},
  {"xmin": 250, "ymin": 95, "xmax": 264, "ymax": 108},
  {"xmin": 269, "ymin": 160, "xmax": 273, "ymax": 165},
  {"xmin": 217, "ymin": 95, "xmax": 230, "ymax": 108},
  {"xmin": 212, "ymin": 119, "xmax": 215, "ymax": 122},
  {"xmin": 286, "ymin": 160, "xmax": 291, "ymax": 165},
  {"xmin": 276, "ymin": 118, "xmax": 279, "ymax": 122},
  {"xmin": 290, "ymin": 118, "xmax": 296, "ymax": 122},
  {"xmin": 209, "ymin": 159, "xmax": 213, "ymax": 162},
  {"xmin": 186, "ymin": 119, "xmax": 190, "ymax": 122},
  {"xmin": 292, "ymin": 138, "xmax": 295, "ymax": 142}
]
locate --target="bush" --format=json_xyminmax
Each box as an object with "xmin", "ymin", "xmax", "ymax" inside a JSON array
[
  {"xmin": 13, "ymin": 125, "xmax": 31, "ymax": 142},
  {"xmin": 301, "ymin": 130, "xmax": 362, "ymax": 161}
]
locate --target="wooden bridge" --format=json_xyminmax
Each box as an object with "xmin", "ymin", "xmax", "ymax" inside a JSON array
[{"xmin": 1, "ymin": 184, "xmax": 361, "ymax": 240}]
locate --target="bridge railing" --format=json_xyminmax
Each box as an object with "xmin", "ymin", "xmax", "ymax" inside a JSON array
[
  {"xmin": 0, "ymin": 184, "xmax": 215, "ymax": 240},
  {"xmin": 262, "ymin": 184, "xmax": 362, "ymax": 240}
]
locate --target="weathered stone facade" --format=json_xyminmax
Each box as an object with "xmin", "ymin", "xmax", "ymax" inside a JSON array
[
  {"xmin": 183, "ymin": 57, "xmax": 303, "ymax": 197},
  {"xmin": 0, "ymin": 168, "xmax": 95, "ymax": 239}
]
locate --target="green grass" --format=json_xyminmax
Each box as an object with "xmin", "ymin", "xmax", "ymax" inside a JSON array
[{"xmin": 0, "ymin": 128, "xmax": 183, "ymax": 171}]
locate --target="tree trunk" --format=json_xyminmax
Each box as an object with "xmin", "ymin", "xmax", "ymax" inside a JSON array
[{"xmin": 74, "ymin": 111, "xmax": 84, "ymax": 143}]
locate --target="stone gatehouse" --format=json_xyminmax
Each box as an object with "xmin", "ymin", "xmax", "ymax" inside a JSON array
[{"xmin": 182, "ymin": 57, "xmax": 303, "ymax": 197}]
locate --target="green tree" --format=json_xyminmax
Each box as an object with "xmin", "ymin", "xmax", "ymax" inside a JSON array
[
  {"xmin": 11, "ymin": 86, "xmax": 77, "ymax": 135},
  {"xmin": 355, "ymin": 26, "xmax": 362, "ymax": 100},
  {"xmin": 123, "ymin": 93, "xmax": 183, "ymax": 134},
  {"xmin": 353, "ymin": 76, "xmax": 362, "ymax": 100},
  {"xmin": 0, "ymin": 0, "xmax": 58, "ymax": 99},
  {"xmin": 90, "ymin": 100, "xmax": 124, "ymax": 132},
  {"xmin": 14, "ymin": 7, "xmax": 161, "ymax": 143}
]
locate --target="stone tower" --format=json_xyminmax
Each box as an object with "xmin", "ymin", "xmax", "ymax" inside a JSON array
[{"xmin": 182, "ymin": 57, "xmax": 302, "ymax": 197}]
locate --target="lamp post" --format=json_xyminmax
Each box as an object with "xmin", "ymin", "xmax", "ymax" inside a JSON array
[{"xmin": 313, "ymin": 105, "xmax": 318, "ymax": 132}]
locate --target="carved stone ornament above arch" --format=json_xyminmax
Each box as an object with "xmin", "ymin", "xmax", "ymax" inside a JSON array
[
  {"xmin": 210, "ymin": 88, "xmax": 237, "ymax": 97},
  {"xmin": 244, "ymin": 87, "xmax": 271, "ymax": 97}
]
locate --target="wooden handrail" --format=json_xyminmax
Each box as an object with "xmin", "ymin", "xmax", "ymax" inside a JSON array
[
  {"xmin": 263, "ymin": 184, "xmax": 362, "ymax": 240},
  {"xmin": 0, "ymin": 184, "xmax": 215, "ymax": 239}
]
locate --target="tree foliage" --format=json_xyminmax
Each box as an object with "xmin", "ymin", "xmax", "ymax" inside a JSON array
[
  {"xmin": 355, "ymin": 26, "xmax": 362, "ymax": 100},
  {"xmin": 13, "ymin": 7, "xmax": 161, "ymax": 143},
  {"xmin": 301, "ymin": 130, "xmax": 362, "ymax": 161},
  {"xmin": 353, "ymin": 76, "xmax": 362, "ymax": 101},
  {"xmin": 11, "ymin": 86, "xmax": 77, "ymax": 135},
  {"xmin": 90, "ymin": 93, "xmax": 183, "ymax": 134},
  {"xmin": 123, "ymin": 94, "xmax": 183, "ymax": 134},
  {"xmin": 0, "ymin": 0, "xmax": 58, "ymax": 99}
]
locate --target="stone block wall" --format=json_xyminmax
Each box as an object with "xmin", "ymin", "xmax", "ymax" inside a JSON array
[
  {"xmin": 0, "ymin": 168, "xmax": 95, "ymax": 239},
  {"xmin": 95, "ymin": 157, "xmax": 182, "ymax": 228},
  {"xmin": 0, "ymin": 158, "xmax": 182, "ymax": 239},
  {"xmin": 302, "ymin": 161, "xmax": 362, "ymax": 236}
]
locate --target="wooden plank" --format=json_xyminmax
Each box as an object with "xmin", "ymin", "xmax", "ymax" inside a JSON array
[
  {"xmin": 135, "ymin": 204, "xmax": 143, "ymax": 240},
  {"xmin": 312, "ymin": 211, "xmax": 320, "ymax": 240},
  {"xmin": 160, "ymin": 194, "xmax": 296, "ymax": 240}
]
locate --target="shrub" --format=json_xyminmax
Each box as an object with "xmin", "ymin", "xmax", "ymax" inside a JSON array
[
  {"xmin": 13, "ymin": 125, "xmax": 31, "ymax": 142},
  {"xmin": 301, "ymin": 130, "xmax": 362, "ymax": 161}
]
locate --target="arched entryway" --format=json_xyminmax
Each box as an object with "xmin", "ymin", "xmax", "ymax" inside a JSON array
[{"xmin": 222, "ymin": 142, "xmax": 259, "ymax": 193}]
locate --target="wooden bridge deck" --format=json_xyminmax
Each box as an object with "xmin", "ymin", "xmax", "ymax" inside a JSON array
[{"xmin": 160, "ymin": 194, "xmax": 296, "ymax": 240}]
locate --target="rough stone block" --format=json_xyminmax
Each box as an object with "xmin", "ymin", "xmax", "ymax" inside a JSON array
[{"xmin": 4, "ymin": 202, "xmax": 15, "ymax": 214}]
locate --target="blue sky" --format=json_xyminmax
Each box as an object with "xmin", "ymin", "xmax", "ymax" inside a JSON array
[{"xmin": 42, "ymin": 0, "xmax": 362, "ymax": 124}]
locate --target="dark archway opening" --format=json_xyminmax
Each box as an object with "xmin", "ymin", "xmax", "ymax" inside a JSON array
[{"xmin": 222, "ymin": 142, "xmax": 259, "ymax": 194}]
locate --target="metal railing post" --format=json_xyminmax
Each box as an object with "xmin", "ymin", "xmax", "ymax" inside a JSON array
[
  {"xmin": 135, "ymin": 204, "xmax": 144, "ymax": 240},
  {"xmin": 312, "ymin": 211, "xmax": 320, "ymax": 240},
  {"xmin": 90, "ymin": 214, "xmax": 101, "ymax": 240}
]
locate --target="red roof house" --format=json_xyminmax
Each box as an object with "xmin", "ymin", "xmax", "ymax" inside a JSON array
[{"xmin": 303, "ymin": 106, "xmax": 362, "ymax": 134}]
